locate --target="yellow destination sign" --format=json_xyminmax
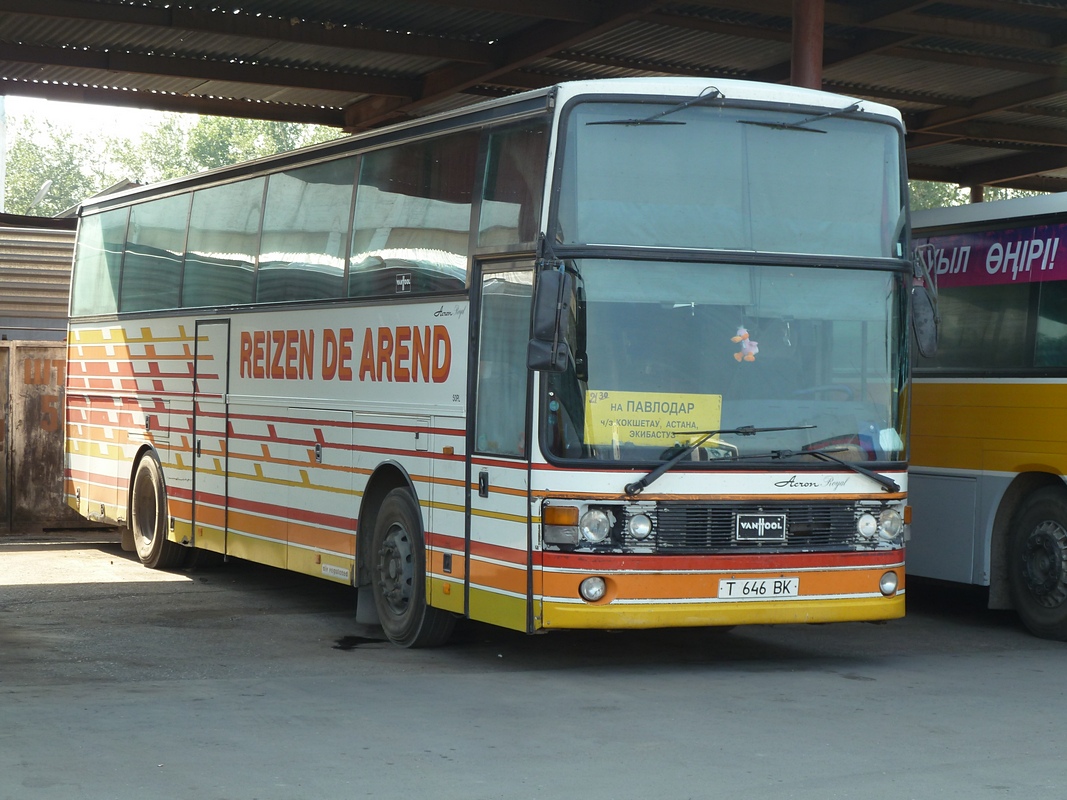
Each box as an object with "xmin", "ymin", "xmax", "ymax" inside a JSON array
[{"xmin": 584, "ymin": 390, "xmax": 723, "ymax": 447}]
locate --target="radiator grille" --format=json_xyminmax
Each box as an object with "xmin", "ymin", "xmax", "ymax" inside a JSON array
[{"xmin": 620, "ymin": 502, "xmax": 865, "ymax": 553}]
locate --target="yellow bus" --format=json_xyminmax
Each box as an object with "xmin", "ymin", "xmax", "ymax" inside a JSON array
[
  {"xmin": 65, "ymin": 77, "xmax": 920, "ymax": 647},
  {"xmin": 912, "ymin": 194, "xmax": 1067, "ymax": 639}
]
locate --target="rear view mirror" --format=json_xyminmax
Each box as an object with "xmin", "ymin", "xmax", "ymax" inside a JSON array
[
  {"xmin": 527, "ymin": 268, "xmax": 573, "ymax": 372},
  {"xmin": 911, "ymin": 285, "xmax": 939, "ymax": 357},
  {"xmin": 911, "ymin": 245, "xmax": 939, "ymax": 358}
]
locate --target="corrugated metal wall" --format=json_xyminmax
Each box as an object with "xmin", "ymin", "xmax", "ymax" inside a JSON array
[{"xmin": 0, "ymin": 224, "xmax": 76, "ymax": 342}]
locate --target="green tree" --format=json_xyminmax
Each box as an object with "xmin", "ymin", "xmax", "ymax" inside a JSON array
[
  {"xmin": 109, "ymin": 115, "xmax": 201, "ymax": 184},
  {"xmin": 4, "ymin": 117, "xmax": 119, "ymax": 216},
  {"xmin": 908, "ymin": 180, "xmax": 968, "ymax": 211},
  {"xmin": 117, "ymin": 115, "xmax": 342, "ymax": 183},
  {"xmin": 5, "ymin": 110, "xmax": 344, "ymax": 214},
  {"xmin": 909, "ymin": 179, "xmax": 1047, "ymax": 211}
]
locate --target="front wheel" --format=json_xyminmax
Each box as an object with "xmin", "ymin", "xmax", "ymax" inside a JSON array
[
  {"xmin": 1009, "ymin": 487, "xmax": 1067, "ymax": 640},
  {"xmin": 130, "ymin": 453, "xmax": 187, "ymax": 570},
  {"xmin": 370, "ymin": 488, "xmax": 455, "ymax": 648}
]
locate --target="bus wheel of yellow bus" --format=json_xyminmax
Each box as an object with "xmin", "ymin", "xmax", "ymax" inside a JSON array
[
  {"xmin": 370, "ymin": 488, "xmax": 455, "ymax": 648},
  {"xmin": 1010, "ymin": 487, "xmax": 1067, "ymax": 640},
  {"xmin": 130, "ymin": 453, "xmax": 187, "ymax": 571}
]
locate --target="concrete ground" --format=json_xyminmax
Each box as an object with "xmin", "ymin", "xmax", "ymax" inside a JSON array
[{"xmin": 1, "ymin": 532, "xmax": 1065, "ymax": 800}]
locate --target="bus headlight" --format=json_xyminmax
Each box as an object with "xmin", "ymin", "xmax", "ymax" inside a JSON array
[
  {"xmin": 857, "ymin": 513, "xmax": 878, "ymax": 539},
  {"xmin": 579, "ymin": 509, "xmax": 613, "ymax": 543},
  {"xmin": 878, "ymin": 509, "xmax": 904, "ymax": 543},
  {"xmin": 628, "ymin": 513, "xmax": 653, "ymax": 540}
]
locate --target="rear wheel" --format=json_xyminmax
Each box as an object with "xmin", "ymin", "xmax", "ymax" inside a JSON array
[
  {"xmin": 1009, "ymin": 487, "xmax": 1067, "ymax": 640},
  {"xmin": 370, "ymin": 488, "xmax": 454, "ymax": 648},
  {"xmin": 130, "ymin": 453, "xmax": 187, "ymax": 570}
]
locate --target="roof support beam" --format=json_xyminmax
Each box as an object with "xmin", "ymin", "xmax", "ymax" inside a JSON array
[
  {"xmin": 917, "ymin": 76, "xmax": 1067, "ymax": 131},
  {"xmin": 406, "ymin": 0, "xmax": 602, "ymax": 24},
  {"xmin": 0, "ymin": 42, "xmax": 420, "ymax": 99},
  {"xmin": 790, "ymin": 0, "xmax": 825, "ymax": 89},
  {"xmin": 951, "ymin": 148, "xmax": 1067, "ymax": 187},
  {"xmin": 0, "ymin": 79, "xmax": 345, "ymax": 126}
]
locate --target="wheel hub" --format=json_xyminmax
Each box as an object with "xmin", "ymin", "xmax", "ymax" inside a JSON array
[
  {"xmin": 133, "ymin": 472, "xmax": 157, "ymax": 544},
  {"xmin": 1022, "ymin": 520, "xmax": 1067, "ymax": 609},
  {"xmin": 377, "ymin": 524, "xmax": 414, "ymax": 614}
]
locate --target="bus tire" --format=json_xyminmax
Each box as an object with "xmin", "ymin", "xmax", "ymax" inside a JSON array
[
  {"xmin": 1009, "ymin": 486, "xmax": 1067, "ymax": 640},
  {"xmin": 370, "ymin": 488, "xmax": 455, "ymax": 648},
  {"xmin": 130, "ymin": 453, "xmax": 187, "ymax": 570}
]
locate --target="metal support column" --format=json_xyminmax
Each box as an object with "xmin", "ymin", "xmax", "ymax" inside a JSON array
[{"xmin": 790, "ymin": 0, "xmax": 825, "ymax": 90}]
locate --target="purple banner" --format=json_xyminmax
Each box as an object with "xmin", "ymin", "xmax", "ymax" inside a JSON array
[{"xmin": 914, "ymin": 223, "xmax": 1067, "ymax": 288}]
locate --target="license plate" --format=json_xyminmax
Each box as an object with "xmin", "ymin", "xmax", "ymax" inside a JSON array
[
  {"xmin": 735, "ymin": 513, "xmax": 787, "ymax": 542},
  {"xmin": 718, "ymin": 577, "xmax": 799, "ymax": 599}
]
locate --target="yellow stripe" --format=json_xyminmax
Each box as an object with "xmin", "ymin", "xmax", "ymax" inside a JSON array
[
  {"xmin": 225, "ymin": 530, "xmax": 286, "ymax": 568},
  {"xmin": 470, "ymin": 507, "xmax": 528, "ymax": 524},
  {"xmin": 428, "ymin": 576, "xmax": 465, "ymax": 614},
  {"xmin": 540, "ymin": 594, "xmax": 904, "ymax": 629},
  {"xmin": 468, "ymin": 585, "xmax": 528, "ymax": 632}
]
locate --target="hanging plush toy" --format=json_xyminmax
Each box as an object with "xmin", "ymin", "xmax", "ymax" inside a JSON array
[{"xmin": 731, "ymin": 326, "xmax": 758, "ymax": 362}]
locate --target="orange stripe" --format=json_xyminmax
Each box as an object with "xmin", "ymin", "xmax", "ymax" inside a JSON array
[
  {"xmin": 470, "ymin": 557, "xmax": 527, "ymax": 595},
  {"xmin": 428, "ymin": 551, "xmax": 467, "ymax": 580},
  {"xmin": 542, "ymin": 564, "xmax": 902, "ymax": 602},
  {"xmin": 286, "ymin": 519, "xmax": 356, "ymax": 555}
]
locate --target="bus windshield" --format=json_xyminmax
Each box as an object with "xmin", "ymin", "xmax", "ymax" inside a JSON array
[
  {"xmin": 555, "ymin": 99, "xmax": 905, "ymax": 259},
  {"xmin": 543, "ymin": 259, "xmax": 907, "ymax": 463}
]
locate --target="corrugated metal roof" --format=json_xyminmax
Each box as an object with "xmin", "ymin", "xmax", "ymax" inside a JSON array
[{"xmin": 5, "ymin": 0, "xmax": 1067, "ymax": 192}]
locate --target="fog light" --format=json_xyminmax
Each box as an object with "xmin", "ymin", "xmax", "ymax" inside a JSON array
[
  {"xmin": 579, "ymin": 577, "xmax": 607, "ymax": 602},
  {"xmin": 628, "ymin": 513, "xmax": 653, "ymax": 540},
  {"xmin": 879, "ymin": 571, "xmax": 898, "ymax": 596},
  {"xmin": 857, "ymin": 513, "xmax": 878, "ymax": 538},
  {"xmin": 579, "ymin": 509, "xmax": 613, "ymax": 543}
]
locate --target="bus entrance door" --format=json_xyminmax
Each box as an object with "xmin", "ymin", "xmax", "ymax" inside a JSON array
[
  {"xmin": 191, "ymin": 319, "xmax": 230, "ymax": 555},
  {"xmin": 466, "ymin": 264, "xmax": 535, "ymax": 633}
]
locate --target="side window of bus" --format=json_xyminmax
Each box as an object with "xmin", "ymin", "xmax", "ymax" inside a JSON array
[
  {"xmin": 476, "ymin": 269, "xmax": 533, "ymax": 457},
  {"xmin": 71, "ymin": 207, "xmax": 128, "ymax": 317},
  {"xmin": 257, "ymin": 159, "xmax": 356, "ymax": 303},
  {"xmin": 348, "ymin": 132, "xmax": 477, "ymax": 299},
  {"xmin": 479, "ymin": 123, "xmax": 548, "ymax": 247},
  {"xmin": 182, "ymin": 178, "xmax": 265, "ymax": 308},
  {"xmin": 1036, "ymin": 281, "xmax": 1067, "ymax": 367},
  {"xmin": 120, "ymin": 193, "xmax": 189, "ymax": 312},
  {"xmin": 917, "ymin": 284, "xmax": 1030, "ymax": 370}
]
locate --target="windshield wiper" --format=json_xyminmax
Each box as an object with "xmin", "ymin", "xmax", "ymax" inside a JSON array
[
  {"xmin": 785, "ymin": 447, "xmax": 900, "ymax": 493},
  {"xmin": 588, "ymin": 86, "xmax": 724, "ymax": 127},
  {"xmin": 737, "ymin": 101, "xmax": 862, "ymax": 134},
  {"xmin": 727, "ymin": 446, "xmax": 899, "ymax": 493},
  {"xmin": 623, "ymin": 424, "xmax": 815, "ymax": 497}
]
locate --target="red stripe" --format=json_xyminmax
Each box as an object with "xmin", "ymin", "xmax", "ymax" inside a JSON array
[
  {"xmin": 220, "ymin": 491, "xmax": 356, "ymax": 531},
  {"xmin": 66, "ymin": 467, "xmax": 129, "ymax": 490}
]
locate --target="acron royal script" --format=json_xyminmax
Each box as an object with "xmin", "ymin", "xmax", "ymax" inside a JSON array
[{"xmin": 238, "ymin": 326, "xmax": 452, "ymax": 383}]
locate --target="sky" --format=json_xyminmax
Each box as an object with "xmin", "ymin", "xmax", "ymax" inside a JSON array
[{"xmin": 2, "ymin": 94, "xmax": 179, "ymax": 139}]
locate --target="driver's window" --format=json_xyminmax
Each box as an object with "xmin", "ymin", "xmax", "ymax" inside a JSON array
[{"xmin": 475, "ymin": 267, "xmax": 533, "ymax": 457}]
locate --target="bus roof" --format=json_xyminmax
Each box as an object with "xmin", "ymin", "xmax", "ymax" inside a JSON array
[
  {"xmin": 551, "ymin": 76, "xmax": 902, "ymax": 123},
  {"xmin": 912, "ymin": 192, "xmax": 1067, "ymax": 232}
]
